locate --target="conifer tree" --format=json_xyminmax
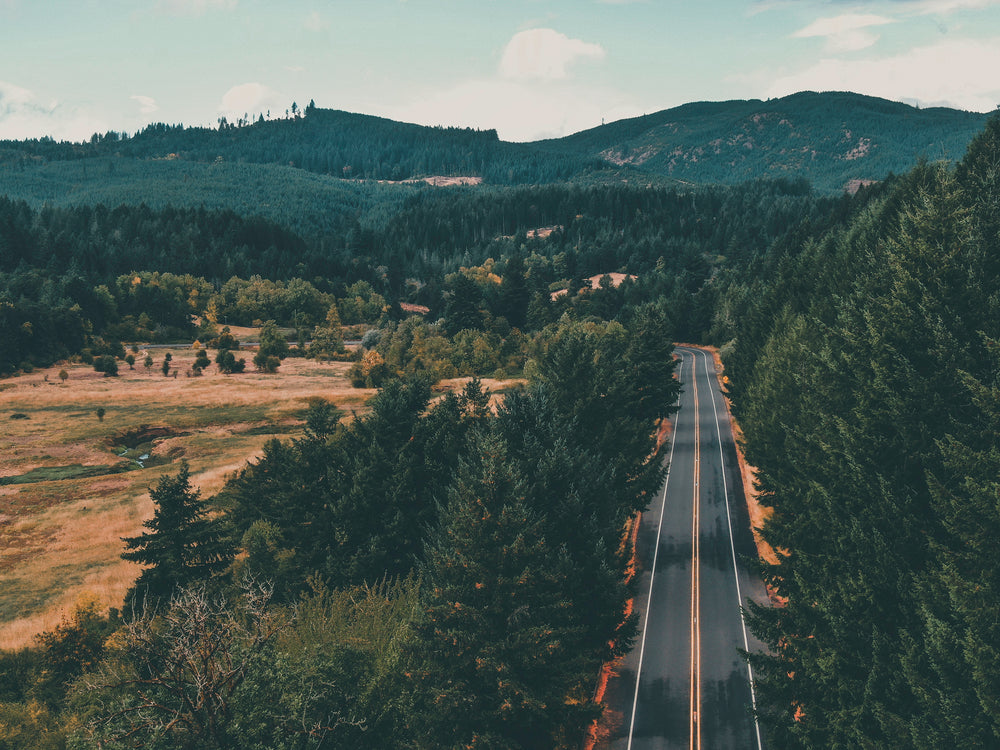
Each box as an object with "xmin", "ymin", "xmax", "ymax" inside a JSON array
[
  {"xmin": 406, "ymin": 428, "xmax": 591, "ymax": 749},
  {"xmin": 121, "ymin": 462, "xmax": 232, "ymax": 611}
]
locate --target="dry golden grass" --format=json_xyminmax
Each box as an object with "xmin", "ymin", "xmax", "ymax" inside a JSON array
[
  {"xmin": 0, "ymin": 348, "xmax": 373, "ymax": 649},
  {"xmin": 0, "ymin": 351, "xmax": 524, "ymax": 649}
]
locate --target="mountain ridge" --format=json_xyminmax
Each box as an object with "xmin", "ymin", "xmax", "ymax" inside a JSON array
[
  {"xmin": 0, "ymin": 91, "xmax": 992, "ymax": 199},
  {"xmin": 535, "ymin": 91, "xmax": 991, "ymax": 191}
]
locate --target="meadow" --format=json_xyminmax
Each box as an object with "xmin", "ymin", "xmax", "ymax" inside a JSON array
[{"xmin": 0, "ymin": 347, "xmax": 373, "ymax": 648}]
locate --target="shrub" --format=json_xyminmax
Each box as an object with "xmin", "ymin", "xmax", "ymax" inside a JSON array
[
  {"xmin": 93, "ymin": 355, "xmax": 119, "ymax": 377},
  {"xmin": 349, "ymin": 349, "xmax": 389, "ymax": 387},
  {"xmin": 216, "ymin": 349, "xmax": 246, "ymax": 374}
]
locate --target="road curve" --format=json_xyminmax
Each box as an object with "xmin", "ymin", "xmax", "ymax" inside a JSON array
[{"xmin": 597, "ymin": 346, "xmax": 770, "ymax": 750}]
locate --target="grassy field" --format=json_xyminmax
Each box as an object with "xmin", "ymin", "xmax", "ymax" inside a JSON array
[{"xmin": 0, "ymin": 347, "xmax": 375, "ymax": 649}]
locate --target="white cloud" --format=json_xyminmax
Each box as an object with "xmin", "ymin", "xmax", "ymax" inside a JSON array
[
  {"xmin": 130, "ymin": 95, "xmax": 159, "ymax": 115},
  {"xmin": 793, "ymin": 13, "xmax": 894, "ymax": 51},
  {"xmin": 0, "ymin": 79, "xmax": 32, "ymax": 109},
  {"xmin": 383, "ymin": 27, "xmax": 621, "ymax": 141},
  {"xmin": 765, "ymin": 36, "xmax": 1000, "ymax": 112},
  {"xmin": 155, "ymin": 0, "xmax": 237, "ymax": 16},
  {"xmin": 499, "ymin": 28, "xmax": 606, "ymax": 81},
  {"xmin": 388, "ymin": 79, "xmax": 640, "ymax": 142},
  {"xmin": 0, "ymin": 81, "xmax": 108, "ymax": 141},
  {"xmin": 304, "ymin": 11, "xmax": 329, "ymax": 32},
  {"xmin": 910, "ymin": 0, "xmax": 1000, "ymax": 13},
  {"xmin": 218, "ymin": 82, "xmax": 281, "ymax": 118}
]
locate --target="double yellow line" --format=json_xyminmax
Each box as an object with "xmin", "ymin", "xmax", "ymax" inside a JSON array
[{"xmin": 689, "ymin": 353, "xmax": 702, "ymax": 750}]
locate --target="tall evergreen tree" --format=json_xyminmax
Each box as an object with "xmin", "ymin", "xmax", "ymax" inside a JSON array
[
  {"xmin": 121, "ymin": 462, "xmax": 232, "ymax": 611},
  {"xmin": 405, "ymin": 428, "xmax": 592, "ymax": 749},
  {"xmin": 497, "ymin": 251, "xmax": 530, "ymax": 330},
  {"xmin": 444, "ymin": 273, "xmax": 485, "ymax": 336}
]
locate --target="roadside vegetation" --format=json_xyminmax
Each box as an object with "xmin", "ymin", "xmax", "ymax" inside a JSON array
[{"xmin": 713, "ymin": 117, "xmax": 1000, "ymax": 748}]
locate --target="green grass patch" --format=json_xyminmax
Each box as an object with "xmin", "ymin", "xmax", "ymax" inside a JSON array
[
  {"xmin": 237, "ymin": 423, "xmax": 302, "ymax": 437},
  {"xmin": 0, "ymin": 464, "xmax": 123, "ymax": 486}
]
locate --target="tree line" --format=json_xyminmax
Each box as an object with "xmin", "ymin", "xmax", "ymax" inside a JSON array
[{"xmin": 0, "ymin": 179, "xmax": 840, "ymax": 374}]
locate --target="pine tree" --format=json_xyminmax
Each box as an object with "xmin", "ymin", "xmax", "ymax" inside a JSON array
[
  {"xmin": 444, "ymin": 273, "xmax": 485, "ymax": 337},
  {"xmin": 121, "ymin": 462, "xmax": 232, "ymax": 611},
  {"xmin": 497, "ymin": 251, "xmax": 530, "ymax": 329},
  {"xmin": 406, "ymin": 428, "xmax": 592, "ymax": 749}
]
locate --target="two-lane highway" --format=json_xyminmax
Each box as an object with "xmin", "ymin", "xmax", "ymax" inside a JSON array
[{"xmin": 598, "ymin": 346, "xmax": 770, "ymax": 750}]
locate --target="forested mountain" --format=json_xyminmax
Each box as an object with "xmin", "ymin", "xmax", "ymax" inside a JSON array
[
  {"xmin": 0, "ymin": 92, "xmax": 989, "ymax": 211},
  {"xmin": 0, "ymin": 104, "xmax": 607, "ymax": 187},
  {"xmin": 536, "ymin": 91, "xmax": 991, "ymax": 192}
]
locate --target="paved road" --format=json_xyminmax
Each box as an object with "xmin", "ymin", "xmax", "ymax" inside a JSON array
[{"xmin": 598, "ymin": 346, "xmax": 770, "ymax": 750}]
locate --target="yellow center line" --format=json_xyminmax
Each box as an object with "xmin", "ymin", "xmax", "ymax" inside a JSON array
[{"xmin": 689, "ymin": 354, "xmax": 702, "ymax": 750}]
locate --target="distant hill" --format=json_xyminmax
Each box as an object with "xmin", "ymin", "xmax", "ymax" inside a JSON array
[
  {"xmin": 0, "ymin": 105, "xmax": 602, "ymax": 186},
  {"xmin": 536, "ymin": 91, "xmax": 992, "ymax": 192},
  {"xmin": 0, "ymin": 92, "xmax": 992, "ymax": 216}
]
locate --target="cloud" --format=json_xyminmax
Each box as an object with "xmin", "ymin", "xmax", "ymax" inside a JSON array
[
  {"xmin": 130, "ymin": 95, "xmax": 159, "ymax": 115},
  {"xmin": 304, "ymin": 11, "xmax": 329, "ymax": 32},
  {"xmin": 764, "ymin": 0, "xmax": 1000, "ymax": 15},
  {"xmin": 218, "ymin": 82, "xmax": 282, "ymax": 118},
  {"xmin": 388, "ymin": 78, "xmax": 640, "ymax": 142},
  {"xmin": 765, "ymin": 36, "xmax": 1000, "ymax": 112},
  {"xmin": 0, "ymin": 81, "xmax": 108, "ymax": 141},
  {"xmin": 910, "ymin": 0, "xmax": 1000, "ymax": 11},
  {"xmin": 155, "ymin": 0, "xmax": 237, "ymax": 16},
  {"xmin": 383, "ymin": 27, "xmax": 620, "ymax": 141},
  {"xmin": 0, "ymin": 79, "xmax": 33, "ymax": 110},
  {"xmin": 499, "ymin": 28, "xmax": 606, "ymax": 81},
  {"xmin": 793, "ymin": 13, "xmax": 894, "ymax": 51}
]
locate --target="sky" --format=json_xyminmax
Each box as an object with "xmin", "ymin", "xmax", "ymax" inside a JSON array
[{"xmin": 1, "ymin": 0, "xmax": 999, "ymax": 143}]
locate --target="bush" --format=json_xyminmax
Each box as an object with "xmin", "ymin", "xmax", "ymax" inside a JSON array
[
  {"xmin": 93, "ymin": 355, "xmax": 119, "ymax": 377},
  {"xmin": 360, "ymin": 329, "xmax": 381, "ymax": 350},
  {"xmin": 207, "ymin": 326, "xmax": 240, "ymax": 350},
  {"xmin": 253, "ymin": 351, "xmax": 281, "ymax": 373},
  {"xmin": 348, "ymin": 349, "xmax": 389, "ymax": 387},
  {"xmin": 216, "ymin": 349, "xmax": 246, "ymax": 374}
]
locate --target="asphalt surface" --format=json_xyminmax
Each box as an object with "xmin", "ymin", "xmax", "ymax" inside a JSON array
[{"xmin": 598, "ymin": 347, "xmax": 770, "ymax": 750}]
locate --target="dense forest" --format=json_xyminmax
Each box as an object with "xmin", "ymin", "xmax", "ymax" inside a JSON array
[
  {"xmin": 712, "ymin": 117, "xmax": 1000, "ymax": 747},
  {"xmin": 540, "ymin": 91, "xmax": 990, "ymax": 192},
  {"xmin": 0, "ymin": 178, "xmax": 841, "ymax": 374},
  {"xmin": 3, "ymin": 96, "xmax": 1000, "ymax": 748}
]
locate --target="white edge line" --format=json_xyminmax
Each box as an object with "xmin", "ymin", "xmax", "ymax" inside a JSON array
[
  {"xmin": 698, "ymin": 348, "xmax": 764, "ymax": 750},
  {"xmin": 625, "ymin": 350, "xmax": 686, "ymax": 750}
]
